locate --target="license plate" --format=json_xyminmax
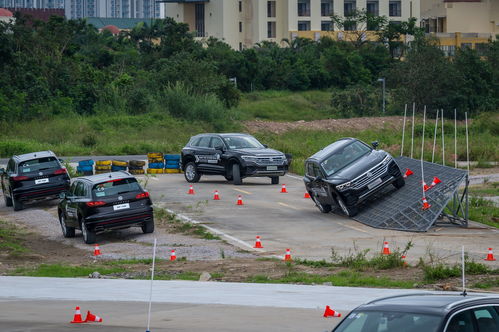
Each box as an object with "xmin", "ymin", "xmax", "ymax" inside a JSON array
[
  {"xmin": 266, "ymin": 166, "xmax": 278, "ymax": 171},
  {"xmin": 367, "ymin": 178, "xmax": 382, "ymax": 190},
  {"xmin": 35, "ymin": 178, "xmax": 49, "ymax": 185},
  {"xmin": 113, "ymin": 203, "xmax": 130, "ymax": 211}
]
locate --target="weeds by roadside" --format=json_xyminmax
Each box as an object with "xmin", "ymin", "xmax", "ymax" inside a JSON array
[
  {"xmin": 0, "ymin": 220, "xmax": 29, "ymax": 256},
  {"xmin": 154, "ymin": 207, "xmax": 221, "ymax": 240}
]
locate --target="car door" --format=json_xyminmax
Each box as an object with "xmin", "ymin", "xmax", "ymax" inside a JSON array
[
  {"xmin": 1, "ymin": 159, "xmax": 14, "ymax": 194},
  {"xmin": 307, "ymin": 162, "xmax": 330, "ymax": 203},
  {"xmin": 65, "ymin": 181, "xmax": 84, "ymax": 228},
  {"xmin": 207, "ymin": 136, "xmax": 225, "ymax": 174},
  {"xmin": 472, "ymin": 306, "xmax": 499, "ymax": 332},
  {"xmin": 194, "ymin": 135, "xmax": 218, "ymax": 173}
]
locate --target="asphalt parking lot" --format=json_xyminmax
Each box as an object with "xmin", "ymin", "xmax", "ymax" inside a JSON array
[{"xmin": 146, "ymin": 173, "xmax": 499, "ymax": 266}]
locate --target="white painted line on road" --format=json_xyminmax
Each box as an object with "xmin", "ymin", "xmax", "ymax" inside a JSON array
[
  {"xmin": 278, "ymin": 202, "xmax": 299, "ymax": 210},
  {"xmin": 340, "ymin": 222, "xmax": 370, "ymax": 234},
  {"xmin": 163, "ymin": 208, "xmax": 262, "ymax": 252},
  {"xmin": 286, "ymin": 174, "xmax": 303, "ymax": 181},
  {"xmin": 233, "ymin": 188, "xmax": 252, "ymax": 195}
]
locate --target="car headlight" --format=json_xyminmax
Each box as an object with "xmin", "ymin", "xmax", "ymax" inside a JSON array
[
  {"xmin": 336, "ymin": 181, "xmax": 352, "ymax": 191},
  {"xmin": 381, "ymin": 155, "xmax": 392, "ymax": 166},
  {"xmin": 241, "ymin": 155, "xmax": 257, "ymax": 162}
]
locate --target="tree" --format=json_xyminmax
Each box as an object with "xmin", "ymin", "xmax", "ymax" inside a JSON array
[
  {"xmin": 331, "ymin": 9, "xmax": 388, "ymax": 48},
  {"xmin": 377, "ymin": 17, "xmax": 423, "ymax": 59}
]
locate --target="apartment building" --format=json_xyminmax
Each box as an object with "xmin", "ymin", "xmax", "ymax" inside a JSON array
[
  {"xmin": 164, "ymin": 0, "xmax": 421, "ymax": 49},
  {"xmin": 65, "ymin": 0, "xmax": 165, "ymax": 19},
  {"xmin": 0, "ymin": 0, "xmax": 64, "ymax": 8}
]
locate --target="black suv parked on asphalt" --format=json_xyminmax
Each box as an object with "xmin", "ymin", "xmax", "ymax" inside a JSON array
[
  {"xmin": 304, "ymin": 138, "xmax": 404, "ymax": 217},
  {"xmin": 181, "ymin": 133, "xmax": 289, "ymax": 185},
  {"xmin": 332, "ymin": 293, "xmax": 499, "ymax": 332},
  {"xmin": 0, "ymin": 151, "xmax": 70, "ymax": 211},
  {"xmin": 58, "ymin": 171, "xmax": 154, "ymax": 244}
]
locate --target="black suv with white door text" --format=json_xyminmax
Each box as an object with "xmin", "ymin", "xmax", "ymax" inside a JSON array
[
  {"xmin": 304, "ymin": 138, "xmax": 404, "ymax": 217},
  {"xmin": 58, "ymin": 171, "xmax": 154, "ymax": 244},
  {"xmin": 181, "ymin": 133, "xmax": 289, "ymax": 185},
  {"xmin": 1, "ymin": 151, "xmax": 70, "ymax": 211}
]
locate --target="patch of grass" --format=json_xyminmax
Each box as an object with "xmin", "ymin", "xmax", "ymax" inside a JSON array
[
  {"xmin": 155, "ymin": 208, "xmax": 221, "ymax": 240},
  {"xmin": 255, "ymin": 257, "xmax": 280, "ymax": 262},
  {"xmin": 14, "ymin": 264, "xmax": 125, "ymax": 277},
  {"xmin": 421, "ymin": 260, "xmax": 496, "ymax": 283},
  {"xmin": 0, "ymin": 220, "xmax": 29, "ymax": 256},
  {"xmin": 468, "ymin": 182, "xmax": 499, "ymax": 197},
  {"xmin": 247, "ymin": 270, "xmax": 414, "ymax": 288},
  {"xmin": 468, "ymin": 196, "xmax": 499, "ymax": 228},
  {"xmin": 472, "ymin": 278, "xmax": 499, "ymax": 289},
  {"xmin": 153, "ymin": 271, "xmax": 200, "ymax": 281},
  {"xmin": 294, "ymin": 259, "xmax": 335, "ymax": 268},
  {"xmin": 103, "ymin": 258, "xmax": 158, "ymax": 265}
]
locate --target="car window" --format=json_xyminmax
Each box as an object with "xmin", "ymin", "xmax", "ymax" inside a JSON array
[
  {"xmin": 69, "ymin": 182, "xmax": 78, "ymax": 196},
  {"xmin": 75, "ymin": 182, "xmax": 85, "ymax": 197},
  {"xmin": 198, "ymin": 136, "xmax": 211, "ymax": 148},
  {"xmin": 321, "ymin": 140, "xmax": 371, "ymax": 176},
  {"xmin": 18, "ymin": 157, "xmax": 59, "ymax": 174},
  {"xmin": 306, "ymin": 163, "xmax": 314, "ymax": 177},
  {"xmin": 189, "ymin": 137, "xmax": 202, "ymax": 147},
  {"xmin": 7, "ymin": 159, "xmax": 15, "ymax": 173},
  {"xmin": 92, "ymin": 178, "xmax": 141, "ymax": 198},
  {"xmin": 223, "ymin": 136, "xmax": 264, "ymax": 149},
  {"xmin": 210, "ymin": 137, "xmax": 224, "ymax": 149},
  {"xmin": 312, "ymin": 164, "xmax": 323, "ymax": 178},
  {"xmin": 473, "ymin": 307, "xmax": 499, "ymax": 332},
  {"xmin": 446, "ymin": 310, "xmax": 476, "ymax": 332}
]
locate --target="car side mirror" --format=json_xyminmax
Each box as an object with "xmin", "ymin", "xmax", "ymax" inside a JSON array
[
  {"xmin": 263, "ymin": 144, "xmax": 268, "ymax": 148},
  {"xmin": 316, "ymin": 174, "xmax": 323, "ymax": 181},
  {"xmin": 59, "ymin": 192, "xmax": 67, "ymax": 199},
  {"xmin": 371, "ymin": 141, "xmax": 379, "ymax": 149},
  {"xmin": 214, "ymin": 145, "xmax": 224, "ymax": 152}
]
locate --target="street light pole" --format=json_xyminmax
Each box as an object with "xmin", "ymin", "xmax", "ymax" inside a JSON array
[{"xmin": 378, "ymin": 78, "xmax": 385, "ymax": 114}]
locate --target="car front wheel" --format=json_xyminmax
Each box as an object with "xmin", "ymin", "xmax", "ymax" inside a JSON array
[
  {"xmin": 337, "ymin": 196, "xmax": 358, "ymax": 217},
  {"xmin": 312, "ymin": 194, "xmax": 332, "ymax": 213},
  {"xmin": 393, "ymin": 176, "xmax": 405, "ymax": 189},
  {"xmin": 184, "ymin": 162, "xmax": 201, "ymax": 183},
  {"xmin": 142, "ymin": 219, "xmax": 155, "ymax": 234},
  {"xmin": 270, "ymin": 176, "xmax": 279, "ymax": 185},
  {"xmin": 81, "ymin": 221, "xmax": 96, "ymax": 244},
  {"xmin": 232, "ymin": 163, "xmax": 242, "ymax": 185},
  {"xmin": 59, "ymin": 213, "xmax": 75, "ymax": 238}
]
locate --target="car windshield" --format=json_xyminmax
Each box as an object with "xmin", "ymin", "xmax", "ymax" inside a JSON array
[
  {"xmin": 334, "ymin": 310, "xmax": 442, "ymax": 332},
  {"xmin": 321, "ymin": 141, "xmax": 371, "ymax": 176},
  {"xmin": 18, "ymin": 157, "xmax": 59, "ymax": 174},
  {"xmin": 92, "ymin": 178, "xmax": 141, "ymax": 198},
  {"xmin": 223, "ymin": 136, "xmax": 264, "ymax": 149}
]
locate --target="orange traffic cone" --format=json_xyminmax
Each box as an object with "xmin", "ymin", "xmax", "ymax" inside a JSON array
[
  {"xmin": 382, "ymin": 241, "xmax": 391, "ymax": 255},
  {"xmin": 422, "ymin": 197, "xmax": 431, "ymax": 210},
  {"xmin": 423, "ymin": 182, "xmax": 431, "ymax": 192},
  {"xmin": 484, "ymin": 248, "xmax": 496, "ymax": 261},
  {"xmin": 213, "ymin": 190, "xmax": 220, "ymax": 200},
  {"xmin": 84, "ymin": 311, "xmax": 103, "ymax": 323},
  {"xmin": 403, "ymin": 168, "xmax": 414, "ymax": 179},
  {"xmin": 281, "ymin": 184, "xmax": 288, "ymax": 193},
  {"xmin": 188, "ymin": 185, "xmax": 195, "ymax": 195},
  {"xmin": 430, "ymin": 176, "xmax": 442, "ymax": 188},
  {"xmin": 236, "ymin": 195, "xmax": 244, "ymax": 206},
  {"xmin": 170, "ymin": 249, "xmax": 177, "ymax": 261},
  {"xmin": 254, "ymin": 236, "xmax": 263, "ymax": 248},
  {"xmin": 304, "ymin": 192, "xmax": 311, "ymax": 198},
  {"xmin": 284, "ymin": 248, "xmax": 292, "ymax": 261},
  {"xmin": 93, "ymin": 244, "xmax": 102, "ymax": 256},
  {"xmin": 70, "ymin": 306, "xmax": 85, "ymax": 324},
  {"xmin": 323, "ymin": 305, "xmax": 341, "ymax": 318}
]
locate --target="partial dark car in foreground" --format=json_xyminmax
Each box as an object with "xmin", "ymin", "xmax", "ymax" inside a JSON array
[
  {"xmin": 181, "ymin": 133, "xmax": 290, "ymax": 185},
  {"xmin": 304, "ymin": 138, "xmax": 404, "ymax": 217},
  {"xmin": 58, "ymin": 171, "xmax": 154, "ymax": 244},
  {"xmin": 332, "ymin": 293, "xmax": 499, "ymax": 332},
  {"xmin": 1, "ymin": 151, "xmax": 70, "ymax": 211}
]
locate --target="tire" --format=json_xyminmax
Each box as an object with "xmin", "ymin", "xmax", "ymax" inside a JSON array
[
  {"xmin": 12, "ymin": 191, "xmax": 23, "ymax": 211},
  {"xmin": 393, "ymin": 176, "xmax": 405, "ymax": 189},
  {"xmin": 270, "ymin": 176, "xmax": 280, "ymax": 185},
  {"xmin": 81, "ymin": 221, "xmax": 96, "ymax": 244},
  {"xmin": 224, "ymin": 175, "xmax": 233, "ymax": 182},
  {"xmin": 142, "ymin": 219, "xmax": 155, "ymax": 234},
  {"xmin": 232, "ymin": 163, "xmax": 242, "ymax": 185},
  {"xmin": 336, "ymin": 196, "xmax": 358, "ymax": 217},
  {"xmin": 184, "ymin": 162, "xmax": 201, "ymax": 183},
  {"xmin": 4, "ymin": 191, "xmax": 12, "ymax": 207},
  {"xmin": 59, "ymin": 212, "xmax": 75, "ymax": 238},
  {"xmin": 312, "ymin": 194, "xmax": 332, "ymax": 214}
]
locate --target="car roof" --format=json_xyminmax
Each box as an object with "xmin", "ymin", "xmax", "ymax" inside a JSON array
[
  {"xmin": 356, "ymin": 293, "xmax": 499, "ymax": 315},
  {"xmin": 13, "ymin": 150, "xmax": 57, "ymax": 162},
  {"xmin": 306, "ymin": 138, "xmax": 357, "ymax": 162},
  {"xmin": 192, "ymin": 133, "xmax": 252, "ymax": 138},
  {"xmin": 76, "ymin": 171, "xmax": 134, "ymax": 184}
]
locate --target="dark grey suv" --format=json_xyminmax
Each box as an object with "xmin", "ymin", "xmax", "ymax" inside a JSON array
[
  {"xmin": 332, "ymin": 293, "xmax": 499, "ymax": 332},
  {"xmin": 304, "ymin": 138, "xmax": 404, "ymax": 217}
]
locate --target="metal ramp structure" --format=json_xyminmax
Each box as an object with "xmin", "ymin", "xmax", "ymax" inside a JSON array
[{"xmin": 350, "ymin": 156, "xmax": 468, "ymax": 232}]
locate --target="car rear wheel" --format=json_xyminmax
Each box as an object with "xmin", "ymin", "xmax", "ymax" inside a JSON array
[
  {"xmin": 270, "ymin": 176, "xmax": 279, "ymax": 185},
  {"xmin": 337, "ymin": 196, "xmax": 358, "ymax": 217},
  {"xmin": 312, "ymin": 194, "xmax": 332, "ymax": 213},
  {"xmin": 4, "ymin": 191, "xmax": 13, "ymax": 207},
  {"xmin": 142, "ymin": 219, "xmax": 155, "ymax": 234},
  {"xmin": 393, "ymin": 176, "xmax": 405, "ymax": 189},
  {"xmin": 184, "ymin": 162, "xmax": 201, "ymax": 183},
  {"xmin": 232, "ymin": 163, "xmax": 242, "ymax": 185},
  {"xmin": 59, "ymin": 213, "xmax": 75, "ymax": 238},
  {"xmin": 81, "ymin": 221, "xmax": 96, "ymax": 244},
  {"xmin": 11, "ymin": 191, "xmax": 23, "ymax": 211}
]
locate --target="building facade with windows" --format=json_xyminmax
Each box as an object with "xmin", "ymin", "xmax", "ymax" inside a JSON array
[
  {"xmin": 65, "ymin": 0, "xmax": 165, "ymax": 19},
  {"xmin": 164, "ymin": 0, "xmax": 420, "ymax": 49},
  {"xmin": 0, "ymin": 0, "xmax": 64, "ymax": 8}
]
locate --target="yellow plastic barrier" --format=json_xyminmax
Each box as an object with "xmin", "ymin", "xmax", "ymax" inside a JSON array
[
  {"xmin": 165, "ymin": 169, "xmax": 180, "ymax": 174},
  {"xmin": 147, "ymin": 168, "xmax": 164, "ymax": 174},
  {"xmin": 96, "ymin": 160, "xmax": 112, "ymax": 166},
  {"xmin": 112, "ymin": 160, "xmax": 128, "ymax": 167},
  {"xmin": 95, "ymin": 165, "xmax": 112, "ymax": 171}
]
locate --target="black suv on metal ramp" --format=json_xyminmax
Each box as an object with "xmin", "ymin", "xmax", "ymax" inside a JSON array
[
  {"xmin": 181, "ymin": 133, "xmax": 289, "ymax": 185},
  {"xmin": 304, "ymin": 138, "xmax": 404, "ymax": 217},
  {"xmin": 1, "ymin": 150, "xmax": 70, "ymax": 211},
  {"xmin": 58, "ymin": 171, "xmax": 154, "ymax": 244}
]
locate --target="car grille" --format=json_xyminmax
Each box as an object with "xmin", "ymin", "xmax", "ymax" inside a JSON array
[
  {"xmin": 255, "ymin": 155, "xmax": 286, "ymax": 165},
  {"xmin": 350, "ymin": 161, "xmax": 389, "ymax": 190}
]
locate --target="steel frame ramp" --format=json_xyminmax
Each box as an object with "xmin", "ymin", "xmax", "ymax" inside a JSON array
[{"xmin": 349, "ymin": 156, "xmax": 468, "ymax": 232}]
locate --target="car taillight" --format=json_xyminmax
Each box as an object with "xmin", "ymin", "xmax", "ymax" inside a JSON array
[
  {"xmin": 54, "ymin": 168, "xmax": 67, "ymax": 175},
  {"xmin": 136, "ymin": 192, "xmax": 150, "ymax": 199},
  {"xmin": 12, "ymin": 176, "xmax": 29, "ymax": 181},
  {"xmin": 86, "ymin": 201, "xmax": 106, "ymax": 207}
]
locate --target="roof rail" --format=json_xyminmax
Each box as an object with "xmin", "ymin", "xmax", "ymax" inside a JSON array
[{"xmin": 366, "ymin": 292, "xmax": 432, "ymax": 304}]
